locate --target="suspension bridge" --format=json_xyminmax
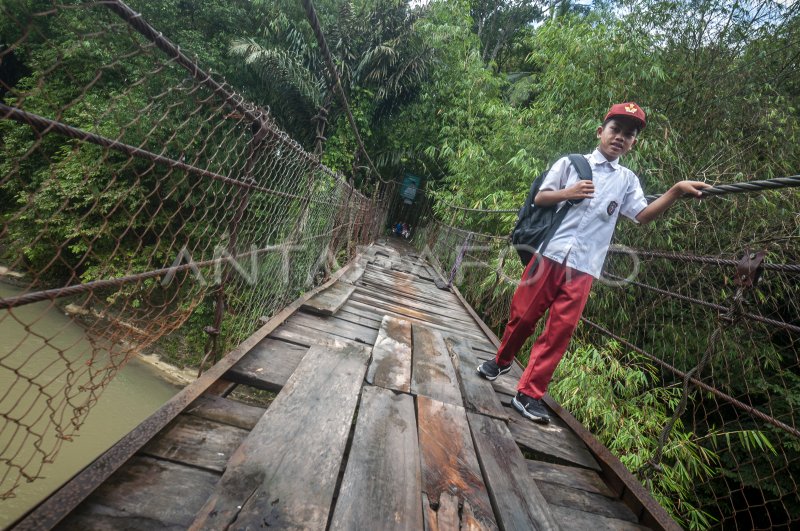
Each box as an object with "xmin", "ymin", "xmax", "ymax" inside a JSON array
[{"xmin": 1, "ymin": 1, "xmax": 798, "ymax": 530}]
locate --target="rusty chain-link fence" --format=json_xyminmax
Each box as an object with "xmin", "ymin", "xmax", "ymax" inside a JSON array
[{"xmin": 0, "ymin": 0, "xmax": 390, "ymax": 501}]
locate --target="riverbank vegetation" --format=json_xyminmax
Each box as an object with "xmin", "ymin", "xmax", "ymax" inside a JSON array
[{"xmin": 2, "ymin": 0, "xmax": 798, "ymax": 527}]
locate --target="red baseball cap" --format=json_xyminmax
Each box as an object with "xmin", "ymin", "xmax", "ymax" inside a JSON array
[{"xmin": 604, "ymin": 102, "xmax": 646, "ymax": 130}]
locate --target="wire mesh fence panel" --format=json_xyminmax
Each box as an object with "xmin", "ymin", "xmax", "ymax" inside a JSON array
[
  {"xmin": 0, "ymin": 0, "xmax": 385, "ymax": 500},
  {"xmin": 422, "ymin": 186, "xmax": 800, "ymax": 529}
]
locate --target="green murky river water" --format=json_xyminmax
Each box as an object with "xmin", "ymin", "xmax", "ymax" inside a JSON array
[{"xmin": 0, "ymin": 282, "xmax": 180, "ymax": 528}]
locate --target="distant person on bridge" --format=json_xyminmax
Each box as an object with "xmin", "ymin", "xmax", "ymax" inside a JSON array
[{"xmin": 477, "ymin": 102, "xmax": 711, "ymax": 423}]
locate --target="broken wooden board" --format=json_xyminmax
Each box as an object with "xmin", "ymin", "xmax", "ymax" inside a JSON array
[
  {"xmin": 329, "ymin": 386, "xmax": 422, "ymax": 530},
  {"xmin": 360, "ymin": 273, "xmax": 464, "ymax": 311},
  {"xmin": 359, "ymin": 270, "xmax": 457, "ymax": 302},
  {"xmin": 445, "ymin": 335, "xmax": 508, "ymax": 420},
  {"xmin": 411, "ymin": 324, "xmax": 463, "ymax": 407},
  {"xmin": 366, "ymin": 316, "xmax": 413, "ymax": 393},
  {"xmin": 417, "ymin": 396, "xmax": 497, "ymax": 530},
  {"xmin": 285, "ymin": 310, "xmax": 379, "ymax": 344},
  {"xmin": 422, "ymin": 491, "xmax": 488, "ymax": 531},
  {"xmin": 190, "ymin": 342, "xmax": 371, "ymax": 530},
  {"xmin": 342, "ymin": 299, "xmax": 491, "ymax": 345},
  {"xmin": 526, "ymin": 459, "xmax": 615, "ymax": 498},
  {"xmin": 537, "ymin": 480, "xmax": 638, "ymax": 522},
  {"xmin": 467, "ymin": 412, "xmax": 560, "ymax": 531},
  {"xmin": 505, "ymin": 406, "xmax": 601, "ymax": 471},
  {"xmin": 186, "ymin": 394, "xmax": 266, "ymax": 431},
  {"xmin": 300, "ymin": 281, "xmax": 356, "ymax": 316},
  {"xmin": 61, "ymin": 456, "xmax": 220, "ymax": 531},
  {"xmin": 339, "ymin": 254, "xmax": 368, "ymax": 285},
  {"xmin": 329, "ymin": 307, "xmax": 383, "ymax": 329},
  {"xmin": 225, "ymin": 337, "xmax": 308, "ymax": 391},
  {"xmin": 141, "ymin": 414, "xmax": 249, "ymax": 473},
  {"xmin": 268, "ymin": 320, "xmax": 356, "ymax": 348},
  {"xmin": 356, "ymin": 285, "xmax": 464, "ymax": 320},
  {"xmin": 269, "ymin": 320, "xmax": 364, "ymax": 348},
  {"xmin": 548, "ymin": 506, "xmax": 651, "ymax": 531}
]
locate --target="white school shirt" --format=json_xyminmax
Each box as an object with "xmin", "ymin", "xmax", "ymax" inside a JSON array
[{"xmin": 537, "ymin": 149, "xmax": 648, "ymax": 278}]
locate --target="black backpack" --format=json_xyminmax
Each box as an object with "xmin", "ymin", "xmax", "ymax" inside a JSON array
[{"xmin": 511, "ymin": 154, "xmax": 593, "ymax": 266}]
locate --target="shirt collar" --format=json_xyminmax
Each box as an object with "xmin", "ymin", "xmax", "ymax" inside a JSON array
[{"xmin": 590, "ymin": 149, "xmax": 620, "ymax": 170}]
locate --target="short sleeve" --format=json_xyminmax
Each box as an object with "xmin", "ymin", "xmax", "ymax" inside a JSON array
[
  {"xmin": 539, "ymin": 156, "xmax": 572, "ymax": 191},
  {"xmin": 620, "ymin": 172, "xmax": 649, "ymax": 221}
]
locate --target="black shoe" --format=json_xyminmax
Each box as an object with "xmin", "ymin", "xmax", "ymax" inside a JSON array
[
  {"xmin": 512, "ymin": 392, "xmax": 551, "ymax": 423},
  {"xmin": 476, "ymin": 359, "xmax": 512, "ymax": 381}
]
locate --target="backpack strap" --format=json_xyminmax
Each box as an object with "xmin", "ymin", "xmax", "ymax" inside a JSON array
[
  {"xmin": 565, "ymin": 154, "xmax": 593, "ymax": 206},
  {"xmin": 566, "ymin": 153, "xmax": 593, "ymax": 182},
  {"xmin": 532, "ymin": 154, "xmax": 594, "ymax": 270}
]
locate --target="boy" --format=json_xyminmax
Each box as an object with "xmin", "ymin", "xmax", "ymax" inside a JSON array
[{"xmin": 477, "ymin": 102, "xmax": 710, "ymax": 423}]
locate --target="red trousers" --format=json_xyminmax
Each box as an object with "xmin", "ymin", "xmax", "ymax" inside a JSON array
[{"xmin": 496, "ymin": 255, "xmax": 593, "ymax": 399}]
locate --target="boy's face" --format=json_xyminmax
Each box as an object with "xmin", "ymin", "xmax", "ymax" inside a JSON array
[{"xmin": 596, "ymin": 118, "xmax": 638, "ymax": 160}]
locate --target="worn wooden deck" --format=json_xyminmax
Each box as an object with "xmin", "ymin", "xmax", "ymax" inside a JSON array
[{"xmin": 49, "ymin": 239, "xmax": 675, "ymax": 531}]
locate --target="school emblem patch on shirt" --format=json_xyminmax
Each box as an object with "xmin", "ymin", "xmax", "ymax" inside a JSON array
[{"xmin": 607, "ymin": 201, "xmax": 618, "ymax": 215}]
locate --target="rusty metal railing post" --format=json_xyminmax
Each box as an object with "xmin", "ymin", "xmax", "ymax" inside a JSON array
[{"xmin": 197, "ymin": 118, "xmax": 265, "ymax": 376}]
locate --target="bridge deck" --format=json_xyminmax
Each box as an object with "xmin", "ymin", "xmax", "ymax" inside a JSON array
[{"xmin": 38, "ymin": 239, "xmax": 669, "ymax": 530}]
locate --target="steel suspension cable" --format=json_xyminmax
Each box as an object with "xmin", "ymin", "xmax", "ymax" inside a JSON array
[
  {"xmin": 607, "ymin": 247, "xmax": 800, "ymax": 274},
  {"xmin": 299, "ymin": 0, "xmax": 388, "ymax": 185},
  {"xmin": 437, "ymin": 174, "xmax": 800, "ymax": 214}
]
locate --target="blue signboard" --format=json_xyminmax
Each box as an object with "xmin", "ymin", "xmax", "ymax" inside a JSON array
[{"xmin": 400, "ymin": 173, "xmax": 421, "ymax": 204}]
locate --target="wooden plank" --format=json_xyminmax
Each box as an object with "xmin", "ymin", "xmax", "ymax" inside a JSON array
[
  {"xmin": 329, "ymin": 307, "xmax": 383, "ymax": 329},
  {"xmin": 354, "ymin": 285, "xmax": 474, "ymax": 322},
  {"xmin": 186, "ymin": 394, "xmax": 266, "ymax": 430},
  {"xmin": 350, "ymin": 293, "xmax": 464, "ymax": 330},
  {"xmin": 445, "ymin": 335, "xmax": 508, "ymax": 420},
  {"xmin": 467, "ymin": 411, "xmax": 560, "ymax": 531},
  {"xmin": 225, "ymin": 338, "xmax": 308, "ymax": 391},
  {"xmin": 358, "ymin": 281, "xmax": 467, "ymax": 316},
  {"xmin": 285, "ymin": 311, "xmax": 379, "ymax": 344},
  {"xmin": 537, "ymin": 480, "xmax": 638, "ymax": 522},
  {"xmin": 526, "ymin": 460, "xmax": 615, "ymax": 498},
  {"xmin": 190, "ymin": 343, "xmax": 371, "ymax": 530},
  {"xmin": 417, "ymin": 396, "xmax": 497, "ymax": 530},
  {"xmin": 61, "ymin": 456, "xmax": 220, "ymax": 531},
  {"xmin": 204, "ymin": 378, "xmax": 237, "ymax": 396},
  {"xmin": 340, "ymin": 254, "xmax": 368, "ymax": 284},
  {"xmin": 359, "ymin": 274, "xmax": 464, "ymax": 311},
  {"xmin": 411, "ymin": 324, "xmax": 463, "ymax": 407},
  {"xmin": 504, "ymin": 405, "xmax": 601, "ymax": 472},
  {"xmin": 491, "ymin": 370, "xmax": 524, "ymax": 399},
  {"xmin": 341, "ymin": 299, "xmax": 490, "ymax": 345},
  {"xmin": 352, "ymin": 288, "xmax": 468, "ymax": 322},
  {"xmin": 548, "ymin": 506, "xmax": 651, "ymax": 531},
  {"xmin": 363, "ymin": 266, "xmax": 441, "ymax": 291},
  {"xmin": 301, "ymin": 281, "xmax": 356, "ymax": 315},
  {"xmin": 270, "ymin": 320, "xmax": 365, "ymax": 348},
  {"xmin": 329, "ymin": 386, "xmax": 423, "ymax": 531},
  {"xmin": 141, "ymin": 415, "xmax": 249, "ymax": 473},
  {"xmin": 366, "ymin": 316, "xmax": 413, "ymax": 393},
  {"xmin": 361, "ymin": 270, "xmax": 464, "ymax": 305}
]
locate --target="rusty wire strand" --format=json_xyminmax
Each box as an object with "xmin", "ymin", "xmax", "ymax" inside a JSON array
[{"xmin": 438, "ymin": 174, "xmax": 800, "ymax": 213}]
